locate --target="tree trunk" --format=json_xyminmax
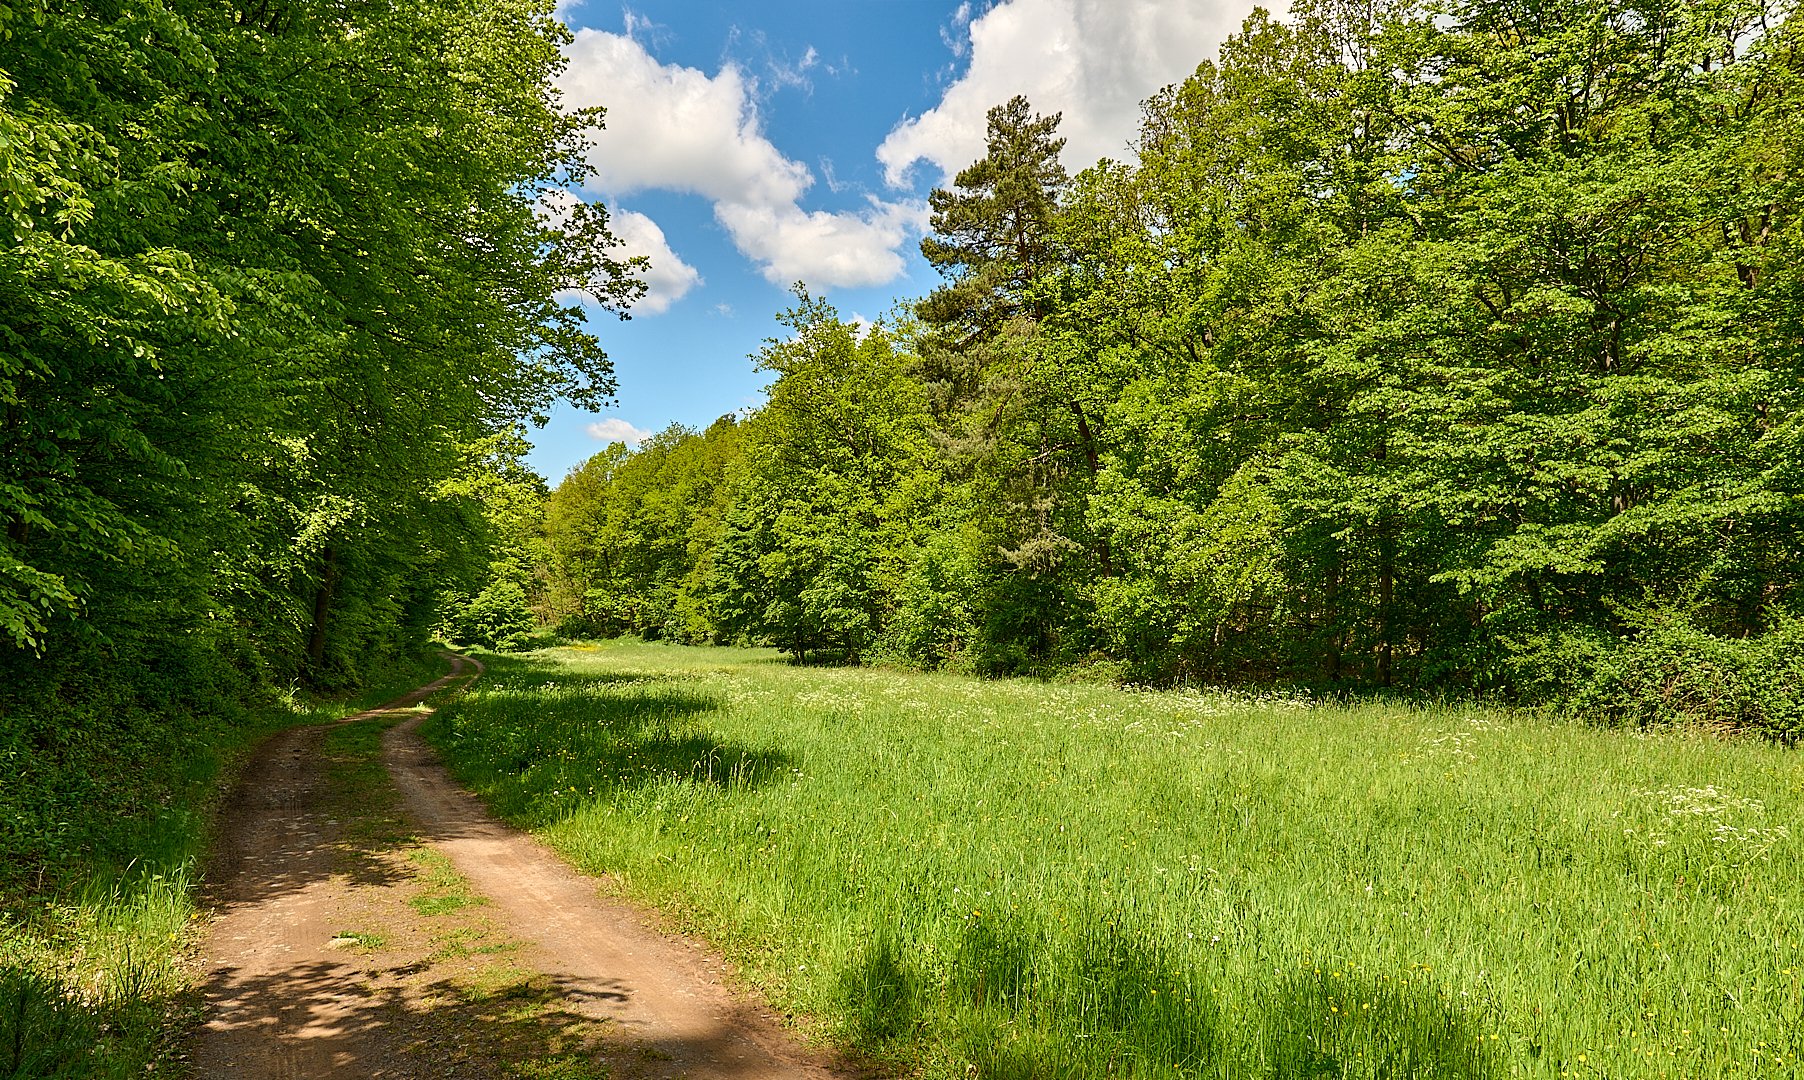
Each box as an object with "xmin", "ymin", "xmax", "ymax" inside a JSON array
[
  {"xmin": 1068, "ymin": 400, "xmax": 1115, "ymax": 576},
  {"xmin": 1378, "ymin": 551, "xmax": 1394, "ymax": 689},
  {"xmin": 306, "ymin": 545, "xmax": 338, "ymax": 669}
]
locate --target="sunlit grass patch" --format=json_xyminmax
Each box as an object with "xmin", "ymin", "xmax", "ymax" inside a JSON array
[
  {"xmin": 426, "ymin": 643, "xmax": 1804, "ymax": 1079},
  {"xmin": 427, "ymin": 923, "xmax": 519, "ymax": 963},
  {"xmin": 328, "ymin": 929, "xmax": 388, "ymax": 952},
  {"xmin": 407, "ymin": 848, "xmax": 487, "ymax": 916}
]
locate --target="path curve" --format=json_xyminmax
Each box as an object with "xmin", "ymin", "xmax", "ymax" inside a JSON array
[{"xmin": 194, "ymin": 653, "xmax": 848, "ymax": 1079}]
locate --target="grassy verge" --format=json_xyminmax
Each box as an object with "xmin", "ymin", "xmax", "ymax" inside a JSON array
[
  {"xmin": 424, "ymin": 641, "xmax": 1804, "ymax": 1080},
  {"xmin": 0, "ymin": 649, "xmax": 451, "ymax": 1079}
]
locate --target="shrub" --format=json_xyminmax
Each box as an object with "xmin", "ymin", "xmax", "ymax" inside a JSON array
[
  {"xmin": 1572, "ymin": 615, "xmax": 1804, "ymax": 741},
  {"xmin": 444, "ymin": 581, "xmax": 536, "ymax": 650}
]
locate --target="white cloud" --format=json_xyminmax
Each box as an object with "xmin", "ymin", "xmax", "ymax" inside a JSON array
[
  {"xmin": 940, "ymin": 2, "xmax": 975, "ymax": 58},
  {"xmin": 610, "ymin": 210, "xmax": 701, "ymax": 314},
  {"xmin": 561, "ymin": 31, "xmax": 808, "ymax": 206},
  {"xmin": 767, "ymin": 45, "xmax": 820, "ymax": 94},
  {"xmin": 878, "ymin": 0, "xmax": 1257, "ymax": 187},
  {"xmin": 715, "ymin": 197, "xmax": 928, "ymax": 288},
  {"xmin": 586, "ymin": 418, "xmax": 654, "ymax": 444},
  {"xmin": 559, "ymin": 27, "xmax": 924, "ymax": 289}
]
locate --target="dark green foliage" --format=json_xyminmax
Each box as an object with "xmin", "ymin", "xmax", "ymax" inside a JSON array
[
  {"xmin": 1573, "ymin": 615, "xmax": 1804, "ymax": 741},
  {"xmin": 918, "ymin": 95, "xmax": 1069, "ymax": 332},
  {"xmin": 0, "ymin": 963, "xmax": 176, "ymax": 1080},
  {"xmin": 0, "ymin": 629, "xmax": 253, "ymax": 891}
]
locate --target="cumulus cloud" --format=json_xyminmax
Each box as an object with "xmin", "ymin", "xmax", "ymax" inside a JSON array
[
  {"xmin": 586, "ymin": 418, "xmax": 654, "ymax": 444},
  {"xmin": 715, "ymin": 197, "xmax": 928, "ymax": 288},
  {"xmin": 878, "ymin": 0, "xmax": 1257, "ymax": 187},
  {"xmin": 559, "ymin": 27, "xmax": 924, "ymax": 288},
  {"xmin": 610, "ymin": 210, "xmax": 701, "ymax": 314},
  {"xmin": 538, "ymin": 192, "xmax": 698, "ymax": 314}
]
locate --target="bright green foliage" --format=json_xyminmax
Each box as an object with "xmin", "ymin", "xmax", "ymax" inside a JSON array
[
  {"xmin": 544, "ymin": 415, "xmax": 746, "ymax": 641},
  {"xmin": 428, "ymin": 643, "xmax": 1804, "ymax": 1079},
  {"xmin": 437, "ymin": 427, "xmax": 556, "ymax": 651},
  {"xmin": 533, "ymin": 0, "xmax": 1804, "ymax": 725},
  {"xmin": 541, "ymin": 296, "xmax": 946, "ymax": 663},
  {"xmin": 1052, "ymin": 0, "xmax": 1803, "ymax": 703},
  {"xmin": 708, "ymin": 293, "xmax": 942, "ymax": 661},
  {"xmin": 1, "ymin": 0, "xmax": 632, "ymax": 689},
  {"xmin": 445, "ymin": 581, "xmax": 538, "ymax": 652}
]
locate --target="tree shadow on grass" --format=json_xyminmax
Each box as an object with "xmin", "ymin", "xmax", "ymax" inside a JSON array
[
  {"xmin": 835, "ymin": 916, "xmax": 1229, "ymax": 1078},
  {"xmin": 461, "ymin": 651, "xmax": 659, "ymax": 693},
  {"xmin": 426, "ymin": 654, "xmax": 797, "ymax": 829},
  {"xmin": 1253, "ymin": 968, "xmax": 1501, "ymax": 1080},
  {"xmin": 833, "ymin": 918, "xmax": 1501, "ymax": 1080}
]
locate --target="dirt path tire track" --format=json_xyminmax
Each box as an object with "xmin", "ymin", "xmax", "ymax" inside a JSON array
[{"xmin": 194, "ymin": 653, "xmax": 849, "ymax": 1079}]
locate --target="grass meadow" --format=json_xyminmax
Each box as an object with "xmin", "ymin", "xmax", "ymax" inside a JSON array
[{"xmin": 424, "ymin": 642, "xmax": 1804, "ymax": 1080}]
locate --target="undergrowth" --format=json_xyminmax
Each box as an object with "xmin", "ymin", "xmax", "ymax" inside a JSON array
[
  {"xmin": 425, "ymin": 641, "xmax": 1804, "ymax": 1080},
  {"xmin": 0, "ymin": 648, "xmax": 450, "ymax": 1078}
]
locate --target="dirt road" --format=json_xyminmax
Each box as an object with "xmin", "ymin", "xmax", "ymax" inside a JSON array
[{"xmin": 192, "ymin": 654, "xmax": 847, "ymax": 1079}]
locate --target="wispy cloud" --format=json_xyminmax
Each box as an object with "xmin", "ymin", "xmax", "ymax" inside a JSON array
[
  {"xmin": 767, "ymin": 44, "xmax": 820, "ymax": 94},
  {"xmin": 940, "ymin": 1, "xmax": 975, "ymax": 58}
]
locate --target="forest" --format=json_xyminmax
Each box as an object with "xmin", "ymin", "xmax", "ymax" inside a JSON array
[
  {"xmin": 536, "ymin": 0, "xmax": 1804, "ymax": 736},
  {"xmin": 0, "ymin": 0, "xmax": 633, "ymax": 888}
]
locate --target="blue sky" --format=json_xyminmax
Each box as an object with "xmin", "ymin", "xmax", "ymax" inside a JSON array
[{"xmin": 529, "ymin": 0, "xmax": 1262, "ymax": 483}]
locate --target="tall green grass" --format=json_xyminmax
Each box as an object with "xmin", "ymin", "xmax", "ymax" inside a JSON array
[
  {"xmin": 0, "ymin": 650, "xmax": 451, "ymax": 1078},
  {"xmin": 426, "ymin": 642, "xmax": 1804, "ymax": 1080}
]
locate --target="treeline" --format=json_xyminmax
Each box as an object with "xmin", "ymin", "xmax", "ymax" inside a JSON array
[
  {"xmin": 542, "ymin": 0, "xmax": 1804, "ymax": 736},
  {"xmin": 0, "ymin": 0, "xmax": 631, "ymax": 878}
]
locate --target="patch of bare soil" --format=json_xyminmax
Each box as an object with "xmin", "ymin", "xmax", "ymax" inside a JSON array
[{"xmin": 191, "ymin": 654, "xmax": 850, "ymax": 1079}]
